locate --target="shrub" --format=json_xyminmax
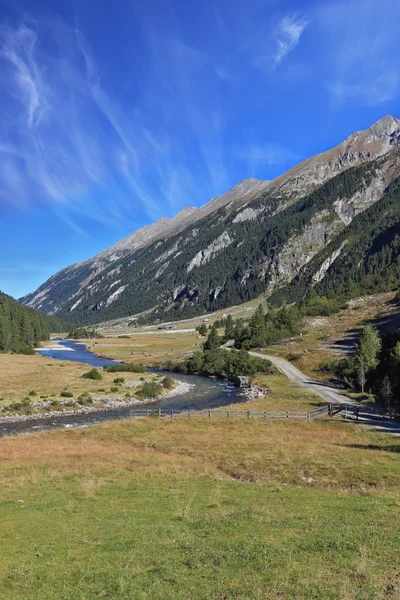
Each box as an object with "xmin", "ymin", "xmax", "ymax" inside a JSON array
[
  {"xmin": 136, "ymin": 381, "xmax": 163, "ymax": 399},
  {"xmin": 19, "ymin": 346, "xmax": 35, "ymax": 355},
  {"xmin": 287, "ymin": 353, "xmax": 302, "ymax": 362},
  {"xmin": 162, "ymin": 375, "xmax": 174, "ymax": 389},
  {"xmin": 28, "ymin": 391, "xmax": 37, "ymax": 397},
  {"xmin": 113, "ymin": 377, "xmax": 125, "ymax": 384},
  {"xmin": 82, "ymin": 368, "xmax": 103, "ymax": 380},
  {"xmin": 77, "ymin": 395, "xmax": 93, "ymax": 405},
  {"xmin": 110, "ymin": 386, "xmax": 119, "ymax": 393},
  {"xmin": 60, "ymin": 391, "xmax": 74, "ymax": 398}
]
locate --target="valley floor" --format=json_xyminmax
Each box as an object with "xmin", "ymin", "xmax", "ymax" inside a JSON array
[{"xmin": 1, "ymin": 292, "xmax": 400, "ymax": 598}]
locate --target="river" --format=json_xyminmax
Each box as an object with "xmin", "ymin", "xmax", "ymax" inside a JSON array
[{"xmin": 0, "ymin": 339, "xmax": 244, "ymax": 437}]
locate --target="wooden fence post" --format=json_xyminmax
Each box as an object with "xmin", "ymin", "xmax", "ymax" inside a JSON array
[
  {"xmin": 247, "ymin": 411, "xmax": 250, "ymax": 419},
  {"xmin": 171, "ymin": 409, "xmax": 173, "ymax": 419},
  {"xmin": 227, "ymin": 410, "xmax": 229, "ymax": 419},
  {"xmin": 328, "ymin": 403, "xmax": 332, "ymax": 417},
  {"xmin": 208, "ymin": 410, "xmax": 211, "ymax": 419}
]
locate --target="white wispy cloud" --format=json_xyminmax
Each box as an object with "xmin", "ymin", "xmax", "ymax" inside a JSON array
[
  {"xmin": 320, "ymin": 0, "xmax": 400, "ymax": 105},
  {"xmin": 0, "ymin": 19, "xmax": 209, "ymax": 228},
  {"xmin": 328, "ymin": 72, "xmax": 399, "ymax": 107},
  {"xmin": 272, "ymin": 15, "xmax": 309, "ymax": 66},
  {"xmin": 0, "ymin": 11, "xmax": 302, "ymax": 235}
]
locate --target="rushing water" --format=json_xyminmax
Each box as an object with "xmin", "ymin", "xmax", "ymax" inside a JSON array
[{"xmin": 0, "ymin": 339, "xmax": 244, "ymax": 436}]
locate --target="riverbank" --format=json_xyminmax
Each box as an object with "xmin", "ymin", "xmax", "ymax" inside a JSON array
[{"xmin": 0, "ymin": 381, "xmax": 194, "ymax": 426}]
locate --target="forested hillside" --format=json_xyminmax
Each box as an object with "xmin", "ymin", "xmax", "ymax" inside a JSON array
[
  {"xmin": 0, "ymin": 291, "xmax": 66, "ymax": 353},
  {"xmin": 270, "ymin": 174, "xmax": 400, "ymax": 306},
  {"xmin": 53, "ymin": 154, "xmax": 399, "ymax": 325},
  {"xmin": 20, "ymin": 115, "xmax": 400, "ymax": 325}
]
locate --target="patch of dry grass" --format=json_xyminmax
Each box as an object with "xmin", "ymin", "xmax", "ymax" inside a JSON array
[
  {"xmin": 88, "ymin": 332, "xmax": 201, "ymax": 365},
  {"xmin": 0, "ymin": 353, "xmax": 153, "ymax": 404},
  {"xmin": 1, "ymin": 418, "xmax": 399, "ymax": 493}
]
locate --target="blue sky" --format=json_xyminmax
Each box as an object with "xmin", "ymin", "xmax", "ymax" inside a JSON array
[{"xmin": 1, "ymin": 0, "xmax": 399, "ymax": 299}]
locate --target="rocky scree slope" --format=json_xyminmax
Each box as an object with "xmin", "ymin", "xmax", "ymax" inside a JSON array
[{"xmin": 21, "ymin": 115, "xmax": 400, "ymax": 324}]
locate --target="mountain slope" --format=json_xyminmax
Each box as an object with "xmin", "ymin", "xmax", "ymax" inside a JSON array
[
  {"xmin": 21, "ymin": 115, "xmax": 400, "ymax": 324},
  {"xmin": 21, "ymin": 178, "xmax": 270, "ymax": 314}
]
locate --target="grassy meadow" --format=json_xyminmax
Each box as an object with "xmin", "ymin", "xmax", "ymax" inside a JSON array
[
  {"xmin": 88, "ymin": 331, "xmax": 202, "ymax": 366},
  {"xmin": 1, "ymin": 417, "xmax": 400, "ymax": 599},
  {"xmin": 0, "ymin": 353, "xmax": 157, "ymax": 407}
]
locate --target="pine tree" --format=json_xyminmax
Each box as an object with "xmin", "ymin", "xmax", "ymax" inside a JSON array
[
  {"xmin": 355, "ymin": 325, "xmax": 381, "ymax": 372},
  {"xmin": 249, "ymin": 304, "xmax": 266, "ymax": 346},
  {"xmin": 224, "ymin": 315, "xmax": 235, "ymax": 340},
  {"xmin": 0, "ymin": 316, "xmax": 7, "ymax": 351},
  {"xmin": 203, "ymin": 324, "xmax": 221, "ymax": 351}
]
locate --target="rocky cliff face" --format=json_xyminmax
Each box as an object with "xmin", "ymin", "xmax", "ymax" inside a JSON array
[{"xmin": 21, "ymin": 115, "xmax": 400, "ymax": 323}]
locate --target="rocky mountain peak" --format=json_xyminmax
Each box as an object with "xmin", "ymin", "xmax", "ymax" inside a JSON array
[{"xmin": 368, "ymin": 114, "xmax": 400, "ymax": 138}]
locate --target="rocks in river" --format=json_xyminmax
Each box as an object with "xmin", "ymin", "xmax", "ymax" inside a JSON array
[
  {"xmin": 235, "ymin": 376, "xmax": 251, "ymax": 388},
  {"xmin": 239, "ymin": 386, "xmax": 268, "ymax": 400}
]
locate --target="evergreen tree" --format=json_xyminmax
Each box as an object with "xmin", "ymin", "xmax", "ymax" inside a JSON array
[
  {"xmin": 0, "ymin": 290, "xmax": 67, "ymax": 354},
  {"xmin": 248, "ymin": 304, "xmax": 266, "ymax": 346},
  {"xmin": 355, "ymin": 325, "xmax": 381, "ymax": 372},
  {"xmin": 203, "ymin": 324, "xmax": 221, "ymax": 351},
  {"xmin": 224, "ymin": 315, "xmax": 235, "ymax": 340}
]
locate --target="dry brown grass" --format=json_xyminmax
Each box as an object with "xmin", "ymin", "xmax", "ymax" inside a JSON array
[
  {"xmin": 0, "ymin": 353, "xmax": 153, "ymax": 403},
  {"xmin": 88, "ymin": 332, "xmax": 201, "ymax": 365},
  {"xmin": 1, "ymin": 417, "xmax": 399, "ymax": 494}
]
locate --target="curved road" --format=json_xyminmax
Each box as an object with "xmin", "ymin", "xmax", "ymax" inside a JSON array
[
  {"xmin": 249, "ymin": 351, "xmax": 350, "ymax": 406},
  {"xmin": 249, "ymin": 350, "xmax": 400, "ymax": 436}
]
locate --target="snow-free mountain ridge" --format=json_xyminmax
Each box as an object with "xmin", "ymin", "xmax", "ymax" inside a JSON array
[{"xmin": 21, "ymin": 115, "xmax": 400, "ymax": 324}]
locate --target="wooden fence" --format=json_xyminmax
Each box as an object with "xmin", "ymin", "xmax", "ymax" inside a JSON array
[{"xmin": 124, "ymin": 404, "xmax": 332, "ymax": 420}]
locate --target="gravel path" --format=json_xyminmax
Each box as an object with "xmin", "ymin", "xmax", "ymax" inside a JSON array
[
  {"xmin": 250, "ymin": 351, "xmax": 351, "ymax": 406},
  {"xmin": 249, "ymin": 350, "xmax": 400, "ymax": 436}
]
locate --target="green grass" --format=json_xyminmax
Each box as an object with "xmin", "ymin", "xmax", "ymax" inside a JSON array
[
  {"xmin": 1, "ymin": 418, "xmax": 400, "ymax": 599},
  {"xmin": 2, "ymin": 476, "xmax": 399, "ymax": 599}
]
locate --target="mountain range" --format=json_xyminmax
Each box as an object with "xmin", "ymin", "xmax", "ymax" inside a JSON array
[{"xmin": 21, "ymin": 115, "xmax": 400, "ymax": 325}]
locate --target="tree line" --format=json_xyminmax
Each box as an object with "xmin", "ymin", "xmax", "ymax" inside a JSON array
[
  {"xmin": 0, "ymin": 291, "xmax": 67, "ymax": 354},
  {"xmin": 320, "ymin": 324, "xmax": 400, "ymax": 412},
  {"xmin": 164, "ymin": 322, "xmax": 274, "ymax": 382}
]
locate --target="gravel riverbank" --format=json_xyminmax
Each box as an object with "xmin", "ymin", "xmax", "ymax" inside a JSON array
[{"xmin": 0, "ymin": 381, "xmax": 194, "ymax": 426}]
